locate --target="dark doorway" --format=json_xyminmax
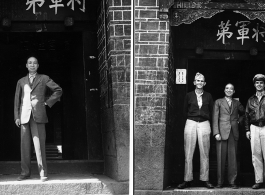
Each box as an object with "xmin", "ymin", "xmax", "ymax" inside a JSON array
[
  {"xmin": 188, "ymin": 59, "xmax": 265, "ymax": 176},
  {"xmin": 0, "ymin": 32, "xmax": 101, "ymax": 161},
  {"xmin": 169, "ymin": 58, "xmax": 265, "ymax": 186}
]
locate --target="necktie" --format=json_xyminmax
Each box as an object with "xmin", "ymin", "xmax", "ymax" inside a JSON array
[{"xmin": 30, "ymin": 76, "xmax": 35, "ymax": 84}]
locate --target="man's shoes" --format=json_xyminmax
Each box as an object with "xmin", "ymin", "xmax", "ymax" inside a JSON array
[
  {"xmin": 229, "ymin": 184, "xmax": 239, "ymax": 189},
  {"xmin": 252, "ymin": 183, "xmax": 263, "ymax": 189},
  {"xmin": 17, "ymin": 175, "xmax": 30, "ymax": 181},
  {"xmin": 215, "ymin": 183, "xmax": 223, "ymax": 188},
  {"xmin": 204, "ymin": 181, "xmax": 214, "ymax": 189},
  {"xmin": 177, "ymin": 181, "xmax": 191, "ymax": 189},
  {"xmin": 40, "ymin": 176, "xmax": 48, "ymax": 182}
]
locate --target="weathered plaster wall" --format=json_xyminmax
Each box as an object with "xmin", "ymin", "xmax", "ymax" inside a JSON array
[
  {"xmin": 135, "ymin": 0, "xmax": 169, "ymax": 190},
  {"xmin": 97, "ymin": 0, "xmax": 130, "ymax": 182}
]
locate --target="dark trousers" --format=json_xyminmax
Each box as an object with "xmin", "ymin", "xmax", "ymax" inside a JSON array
[
  {"xmin": 216, "ymin": 132, "xmax": 237, "ymax": 185},
  {"xmin": 20, "ymin": 115, "xmax": 47, "ymax": 177}
]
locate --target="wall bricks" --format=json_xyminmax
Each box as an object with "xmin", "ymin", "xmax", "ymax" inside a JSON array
[
  {"xmin": 139, "ymin": 0, "xmax": 157, "ymax": 6},
  {"xmin": 97, "ymin": 0, "xmax": 130, "ymax": 182},
  {"xmin": 135, "ymin": 0, "xmax": 170, "ymax": 191},
  {"xmin": 139, "ymin": 10, "xmax": 157, "ymax": 19}
]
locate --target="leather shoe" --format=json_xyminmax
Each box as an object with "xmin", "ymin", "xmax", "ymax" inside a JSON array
[
  {"xmin": 204, "ymin": 181, "xmax": 214, "ymax": 189},
  {"xmin": 177, "ymin": 181, "xmax": 190, "ymax": 189},
  {"xmin": 40, "ymin": 176, "xmax": 48, "ymax": 182},
  {"xmin": 17, "ymin": 175, "xmax": 30, "ymax": 181},
  {"xmin": 215, "ymin": 183, "xmax": 223, "ymax": 188},
  {"xmin": 252, "ymin": 183, "xmax": 263, "ymax": 189},
  {"xmin": 229, "ymin": 184, "xmax": 239, "ymax": 189}
]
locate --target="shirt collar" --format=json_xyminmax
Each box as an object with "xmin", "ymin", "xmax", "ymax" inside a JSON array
[
  {"xmin": 255, "ymin": 91, "xmax": 265, "ymax": 98},
  {"xmin": 29, "ymin": 72, "xmax": 37, "ymax": 78},
  {"xmin": 225, "ymin": 96, "xmax": 232, "ymax": 102},
  {"xmin": 195, "ymin": 89, "xmax": 203, "ymax": 96}
]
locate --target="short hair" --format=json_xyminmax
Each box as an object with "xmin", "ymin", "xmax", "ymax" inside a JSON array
[
  {"xmin": 253, "ymin": 74, "xmax": 265, "ymax": 83},
  {"xmin": 26, "ymin": 56, "xmax": 38, "ymax": 63},
  {"xmin": 194, "ymin": 72, "xmax": 205, "ymax": 81},
  {"xmin": 225, "ymin": 83, "xmax": 235, "ymax": 90}
]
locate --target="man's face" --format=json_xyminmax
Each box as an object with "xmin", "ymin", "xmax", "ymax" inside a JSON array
[
  {"xmin": 224, "ymin": 84, "xmax": 235, "ymax": 97},
  {"xmin": 193, "ymin": 76, "xmax": 205, "ymax": 89},
  {"xmin": 254, "ymin": 80, "xmax": 265, "ymax": 91},
  {"xmin": 26, "ymin": 57, "xmax": 39, "ymax": 74}
]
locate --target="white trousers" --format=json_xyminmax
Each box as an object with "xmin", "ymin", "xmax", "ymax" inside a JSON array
[
  {"xmin": 250, "ymin": 124, "xmax": 265, "ymax": 183},
  {"xmin": 184, "ymin": 119, "xmax": 211, "ymax": 181}
]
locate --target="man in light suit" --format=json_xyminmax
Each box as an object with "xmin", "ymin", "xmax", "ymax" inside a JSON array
[
  {"xmin": 212, "ymin": 83, "xmax": 244, "ymax": 188},
  {"xmin": 14, "ymin": 56, "xmax": 62, "ymax": 182}
]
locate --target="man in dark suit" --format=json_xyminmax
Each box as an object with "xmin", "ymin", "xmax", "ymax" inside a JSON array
[
  {"xmin": 14, "ymin": 56, "xmax": 62, "ymax": 182},
  {"xmin": 212, "ymin": 83, "xmax": 244, "ymax": 189}
]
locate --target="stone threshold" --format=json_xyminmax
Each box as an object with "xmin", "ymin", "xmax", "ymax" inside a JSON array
[{"xmin": 0, "ymin": 173, "xmax": 128, "ymax": 195}]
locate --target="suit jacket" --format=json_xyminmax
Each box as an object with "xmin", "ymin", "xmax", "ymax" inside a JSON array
[
  {"xmin": 14, "ymin": 74, "xmax": 63, "ymax": 124},
  {"xmin": 212, "ymin": 97, "xmax": 245, "ymax": 141}
]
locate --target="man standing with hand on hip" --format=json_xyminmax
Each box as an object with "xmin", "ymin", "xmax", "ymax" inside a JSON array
[
  {"xmin": 14, "ymin": 56, "xmax": 62, "ymax": 182},
  {"xmin": 245, "ymin": 74, "xmax": 265, "ymax": 189},
  {"xmin": 212, "ymin": 83, "xmax": 245, "ymax": 189},
  {"xmin": 178, "ymin": 72, "xmax": 214, "ymax": 189}
]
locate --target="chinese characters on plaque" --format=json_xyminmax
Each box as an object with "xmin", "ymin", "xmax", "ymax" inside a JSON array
[
  {"xmin": 26, "ymin": 0, "xmax": 86, "ymax": 15},
  {"xmin": 217, "ymin": 20, "xmax": 265, "ymax": 45},
  {"xmin": 176, "ymin": 69, "xmax": 186, "ymax": 84}
]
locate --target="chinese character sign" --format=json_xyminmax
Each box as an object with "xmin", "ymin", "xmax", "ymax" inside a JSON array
[
  {"xmin": 217, "ymin": 20, "xmax": 233, "ymax": 44},
  {"xmin": 217, "ymin": 20, "xmax": 265, "ymax": 45},
  {"xmin": 235, "ymin": 21, "xmax": 250, "ymax": 45},
  {"xmin": 26, "ymin": 0, "xmax": 45, "ymax": 14},
  {"xmin": 26, "ymin": 0, "xmax": 86, "ymax": 15}
]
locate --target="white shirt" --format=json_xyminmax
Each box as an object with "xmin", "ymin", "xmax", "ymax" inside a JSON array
[
  {"xmin": 225, "ymin": 96, "xmax": 232, "ymax": 107},
  {"xmin": 29, "ymin": 72, "xmax": 37, "ymax": 83},
  {"xmin": 195, "ymin": 90, "xmax": 203, "ymax": 109},
  {"xmin": 256, "ymin": 91, "xmax": 265, "ymax": 102}
]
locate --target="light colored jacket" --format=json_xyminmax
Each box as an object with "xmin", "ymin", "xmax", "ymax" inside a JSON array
[{"xmin": 14, "ymin": 74, "xmax": 62, "ymax": 124}]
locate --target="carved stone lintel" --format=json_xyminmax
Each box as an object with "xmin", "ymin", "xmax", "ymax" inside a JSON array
[
  {"xmin": 170, "ymin": 9, "xmax": 224, "ymax": 26},
  {"xmin": 234, "ymin": 10, "xmax": 265, "ymax": 22}
]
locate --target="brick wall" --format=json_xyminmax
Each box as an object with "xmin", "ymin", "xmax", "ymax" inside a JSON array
[
  {"xmin": 97, "ymin": 0, "xmax": 130, "ymax": 181},
  {"xmin": 135, "ymin": 0, "xmax": 170, "ymax": 190}
]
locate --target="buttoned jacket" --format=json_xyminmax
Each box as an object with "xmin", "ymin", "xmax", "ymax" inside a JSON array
[
  {"xmin": 212, "ymin": 97, "xmax": 245, "ymax": 141},
  {"xmin": 14, "ymin": 74, "xmax": 62, "ymax": 124}
]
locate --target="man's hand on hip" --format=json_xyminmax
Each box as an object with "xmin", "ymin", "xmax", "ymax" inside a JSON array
[
  {"xmin": 246, "ymin": 131, "xmax": 251, "ymax": 140},
  {"xmin": 215, "ymin": 134, "xmax": 221, "ymax": 141},
  {"xmin": 15, "ymin": 119, "xmax": 20, "ymax": 128}
]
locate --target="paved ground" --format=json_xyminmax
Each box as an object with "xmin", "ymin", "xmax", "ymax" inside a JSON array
[{"xmin": 135, "ymin": 187, "xmax": 265, "ymax": 195}]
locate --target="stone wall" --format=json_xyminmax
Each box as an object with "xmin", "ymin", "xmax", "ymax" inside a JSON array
[
  {"xmin": 97, "ymin": 0, "xmax": 130, "ymax": 181},
  {"xmin": 135, "ymin": 0, "xmax": 169, "ymax": 190}
]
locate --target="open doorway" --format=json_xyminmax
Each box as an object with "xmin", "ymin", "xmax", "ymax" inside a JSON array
[
  {"xmin": 187, "ymin": 59, "xmax": 265, "ymax": 180},
  {"xmin": 0, "ymin": 32, "xmax": 102, "ymax": 161},
  {"xmin": 166, "ymin": 58, "xmax": 265, "ymax": 187}
]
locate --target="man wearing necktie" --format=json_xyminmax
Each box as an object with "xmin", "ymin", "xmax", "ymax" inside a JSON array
[
  {"xmin": 14, "ymin": 56, "xmax": 62, "ymax": 182},
  {"xmin": 245, "ymin": 74, "xmax": 265, "ymax": 189},
  {"xmin": 212, "ymin": 83, "xmax": 245, "ymax": 189}
]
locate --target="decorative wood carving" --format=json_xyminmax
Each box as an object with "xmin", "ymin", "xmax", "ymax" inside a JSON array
[
  {"xmin": 170, "ymin": 9, "xmax": 224, "ymax": 26},
  {"xmin": 234, "ymin": 10, "xmax": 265, "ymax": 22}
]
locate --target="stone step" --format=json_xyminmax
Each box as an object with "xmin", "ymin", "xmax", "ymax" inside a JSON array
[
  {"xmin": 0, "ymin": 173, "xmax": 129, "ymax": 195},
  {"xmin": 0, "ymin": 160, "xmax": 104, "ymax": 175},
  {"xmin": 136, "ymin": 188, "xmax": 265, "ymax": 195}
]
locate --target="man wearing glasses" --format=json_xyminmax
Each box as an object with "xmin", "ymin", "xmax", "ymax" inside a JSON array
[
  {"xmin": 178, "ymin": 72, "xmax": 214, "ymax": 189},
  {"xmin": 245, "ymin": 74, "xmax": 265, "ymax": 189}
]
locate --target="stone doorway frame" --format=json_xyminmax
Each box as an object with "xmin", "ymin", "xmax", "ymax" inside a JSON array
[{"xmin": 163, "ymin": 0, "xmax": 265, "ymax": 189}]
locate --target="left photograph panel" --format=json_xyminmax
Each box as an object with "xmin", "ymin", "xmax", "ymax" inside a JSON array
[{"xmin": 0, "ymin": 0, "xmax": 130, "ymax": 194}]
